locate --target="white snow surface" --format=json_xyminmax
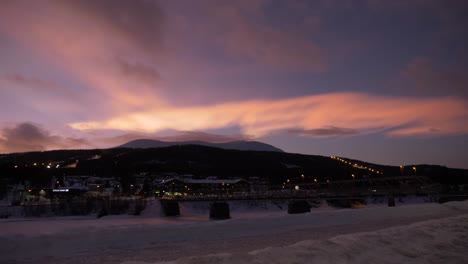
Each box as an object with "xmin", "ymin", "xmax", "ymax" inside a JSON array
[{"xmin": 1, "ymin": 199, "xmax": 468, "ymax": 264}]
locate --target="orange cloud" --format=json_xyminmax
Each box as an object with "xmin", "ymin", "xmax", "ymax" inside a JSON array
[{"xmin": 70, "ymin": 93, "xmax": 468, "ymax": 138}]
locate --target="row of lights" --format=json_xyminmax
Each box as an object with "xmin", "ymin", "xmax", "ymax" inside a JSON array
[
  {"xmin": 330, "ymin": 156, "xmax": 384, "ymax": 175},
  {"xmin": 14, "ymin": 163, "xmax": 60, "ymax": 169}
]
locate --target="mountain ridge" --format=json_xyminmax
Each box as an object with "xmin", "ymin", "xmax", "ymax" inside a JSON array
[{"xmin": 115, "ymin": 139, "xmax": 284, "ymax": 152}]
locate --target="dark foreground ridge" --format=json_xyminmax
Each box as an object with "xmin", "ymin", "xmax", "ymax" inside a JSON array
[{"xmin": 0, "ymin": 144, "xmax": 467, "ymax": 187}]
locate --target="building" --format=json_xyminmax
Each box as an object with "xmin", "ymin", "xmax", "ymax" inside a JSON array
[{"xmin": 158, "ymin": 178, "xmax": 250, "ymax": 196}]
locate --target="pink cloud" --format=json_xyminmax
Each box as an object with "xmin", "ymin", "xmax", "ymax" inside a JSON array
[
  {"xmin": 70, "ymin": 92, "xmax": 468, "ymax": 138},
  {"xmin": 0, "ymin": 0, "xmax": 166, "ymax": 118}
]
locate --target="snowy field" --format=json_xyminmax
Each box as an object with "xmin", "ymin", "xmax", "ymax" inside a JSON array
[{"xmin": 1, "ymin": 199, "xmax": 468, "ymax": 264}]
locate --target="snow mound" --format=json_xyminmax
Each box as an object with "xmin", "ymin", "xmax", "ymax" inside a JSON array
[{"xmin": 124, "ymin": 213, "xmax": 468, "ymax": 264}]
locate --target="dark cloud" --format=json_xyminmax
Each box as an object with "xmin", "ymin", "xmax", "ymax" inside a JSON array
[
  {"xmin": 288, "ymin": 127, "xmax": 359, "ymax": 137},
  {"xmin": 115, "ymin": 57, "xmax": 160, "ymax": 84},
  {"xmin": 402, "ymin": 57, "xmax": 468, "ymax": 98},
  {"xmin": 1, "ymin": 73, "xmax": 60, "ymax": 90},
  {"xmin": 368, "ymin": 0, "xmax": 468, "ymax": 48},
  {"xmin": 0, "ymin": 123, "xmax": 89, "ymax": 153},
  {"xmin": 368, "ymin": 0, "xmax": 468, "ymax": 14},
  {"xmin": 174, "ymin": 0, "xmax": 325, "ymax": 72},
  {"xmin": 61, "ymin": 0, "xmax": 165, "ymax": 55}
]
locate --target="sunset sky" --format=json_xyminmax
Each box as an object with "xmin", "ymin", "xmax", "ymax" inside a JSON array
[{"xmin": 0, "ymin": 0, "xmax": 467, "ymax": 168}]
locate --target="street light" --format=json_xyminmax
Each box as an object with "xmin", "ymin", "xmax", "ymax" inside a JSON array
[
  {"xmin": 400, "ymin": 165, "xmax": 404, "ymax": 176},
  {"xmin": 412, "ymin": 167, "xmax": 417, "ymax": 176}
]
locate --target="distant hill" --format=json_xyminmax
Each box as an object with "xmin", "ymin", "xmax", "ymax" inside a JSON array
[{"xmin": 115, "ymin": 139, "xmax": 284, "ymax": 152}]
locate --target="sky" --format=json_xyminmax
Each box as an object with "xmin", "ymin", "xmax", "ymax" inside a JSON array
[{"xmin": 0, "ymin": 0, "xmax": 467, "ymax": 168}]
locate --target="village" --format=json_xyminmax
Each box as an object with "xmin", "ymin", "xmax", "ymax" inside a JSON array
[{"xmin": 7, "ymin": 173, "xmax": 258, "ymax": 204}]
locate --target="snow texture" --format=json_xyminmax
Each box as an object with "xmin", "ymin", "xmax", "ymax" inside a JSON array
[{"xmin": 0, "ymin": 199, "xmax": 467, "ymax": 264}]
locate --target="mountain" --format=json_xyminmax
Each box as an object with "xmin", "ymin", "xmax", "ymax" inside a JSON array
[{"xmin": 115, "ymin": 139, "xmax": 284, "ymax": 152}]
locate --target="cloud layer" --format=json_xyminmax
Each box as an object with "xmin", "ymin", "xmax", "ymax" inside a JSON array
[{"xmin": 71, "ymin": 92, "xmax": 468, "ymax": 138}]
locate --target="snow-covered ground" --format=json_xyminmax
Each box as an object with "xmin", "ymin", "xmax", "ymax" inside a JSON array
[{"xmin": 1, "ymin": 199, "xmax": 468, "ymax": 264}]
